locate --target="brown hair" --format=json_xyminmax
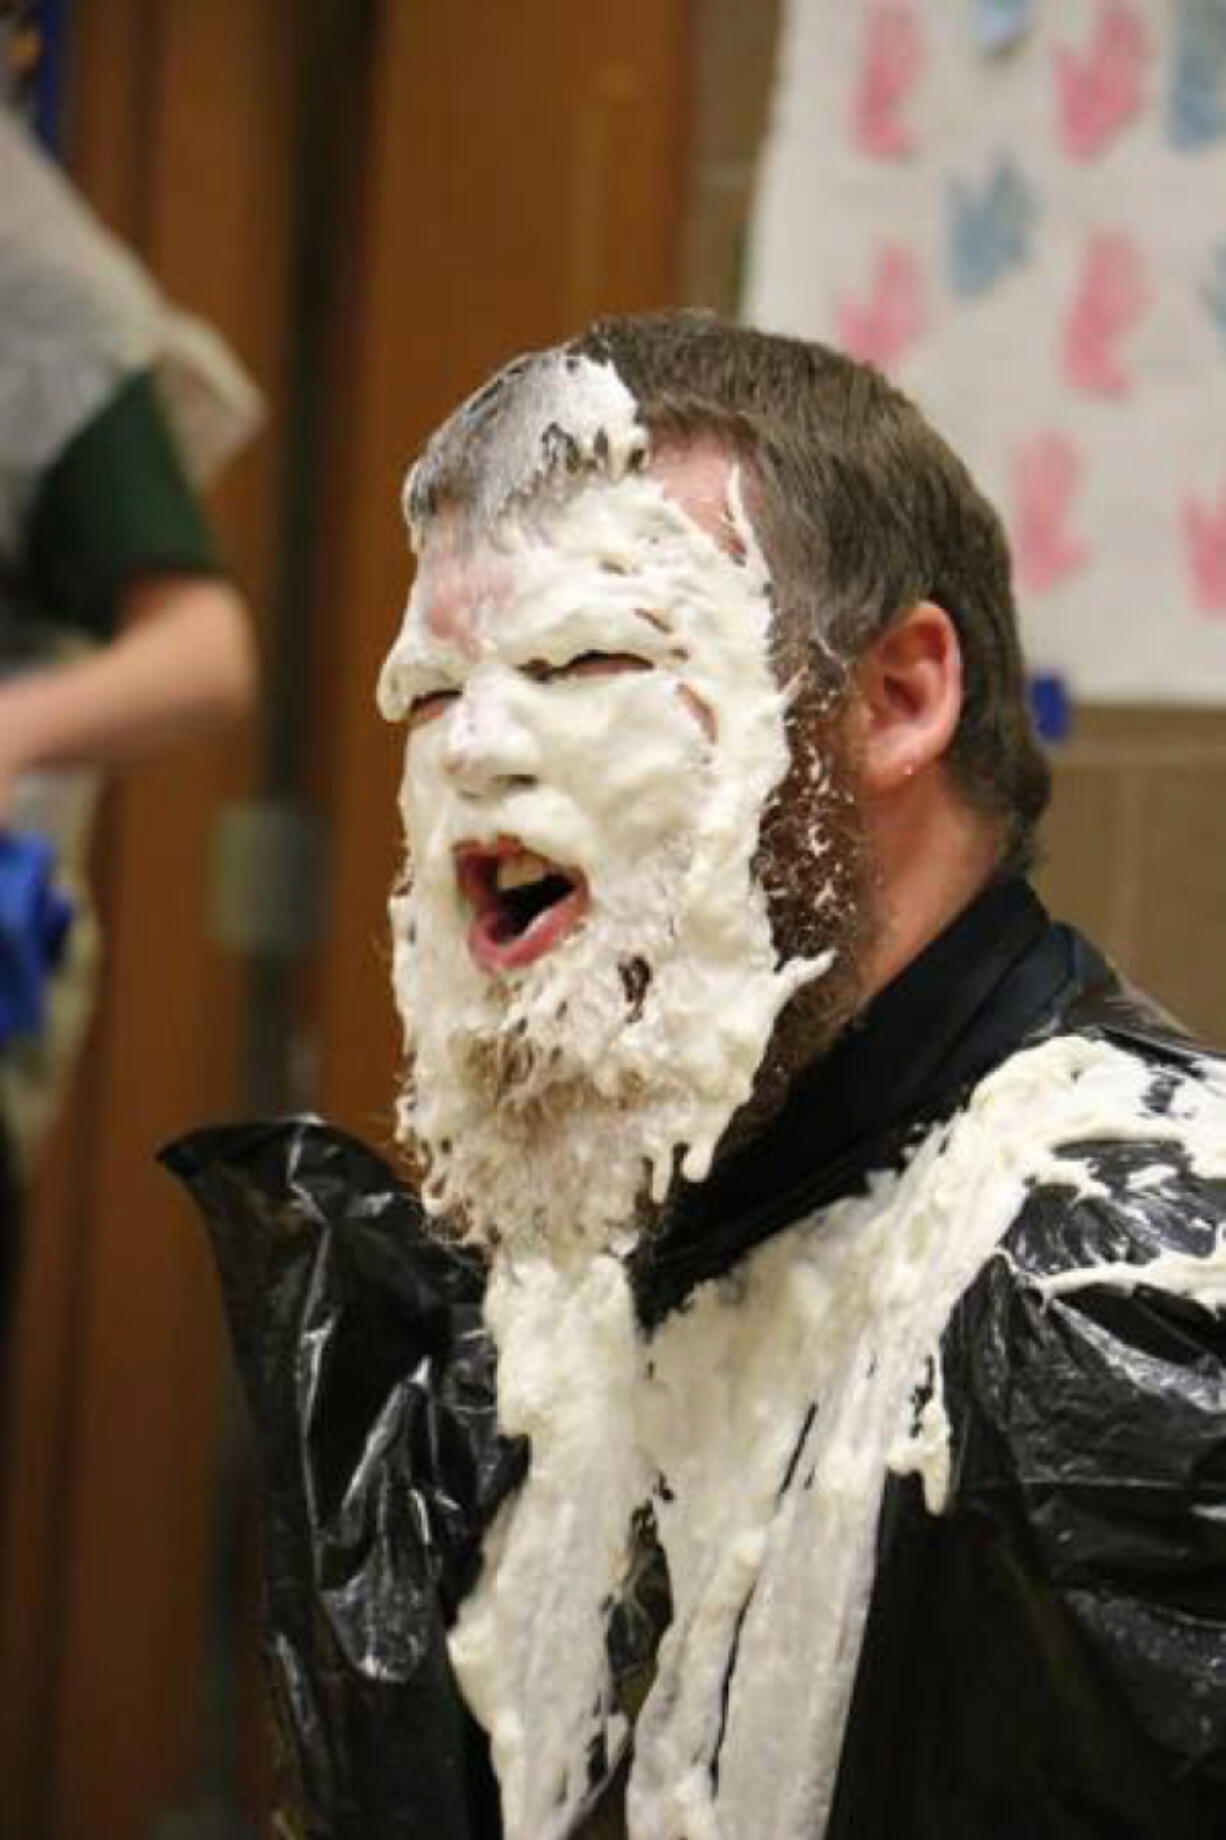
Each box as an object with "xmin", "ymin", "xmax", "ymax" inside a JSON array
[{"xmin": 409, "ymin": 310, "xmax": 1051, "ymax": 871}]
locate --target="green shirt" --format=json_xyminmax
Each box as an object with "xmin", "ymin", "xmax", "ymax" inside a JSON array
[{"xmin": 14, "ymin": 365, "xmax": 220, "ymax": 643}]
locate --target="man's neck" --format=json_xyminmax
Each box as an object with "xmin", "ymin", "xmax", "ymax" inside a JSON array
[{"xmin": 858, "ymin": 776, "xmax": 1002, "ymax": 1002}]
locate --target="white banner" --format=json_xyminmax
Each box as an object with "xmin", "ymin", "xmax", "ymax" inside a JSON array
[{"xmin": 744, "ymin": 0, "xmax": 1226, "ymax": 703}]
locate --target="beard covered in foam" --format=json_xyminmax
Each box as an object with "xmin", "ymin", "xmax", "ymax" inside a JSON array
[
  {"xmin": 735, "ymin": 672, "xmax": 877, "ymax": 1141},
  {"xmin": 382, "ymin": 450, "xmax": 871, "ymax": 1262}
]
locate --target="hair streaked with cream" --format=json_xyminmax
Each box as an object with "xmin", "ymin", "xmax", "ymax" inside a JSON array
[{"xmin": 408, "ymin": 310, "xmax": 1051, "ymax": 873}]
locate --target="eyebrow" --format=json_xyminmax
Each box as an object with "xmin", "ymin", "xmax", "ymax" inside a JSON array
[{"xmin": 633, "ymin": 607, "xmax": 674, "ymax": 634}]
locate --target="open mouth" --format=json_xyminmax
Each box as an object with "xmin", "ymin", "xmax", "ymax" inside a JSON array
[{"xmin": 454, "ymin": 836, "xmax": 589, "ymax": 972}]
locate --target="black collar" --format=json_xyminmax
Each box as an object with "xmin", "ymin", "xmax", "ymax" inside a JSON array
[{"xmin": 630, "ymin": 879, "xmax": 1097, "ymax": 1327}]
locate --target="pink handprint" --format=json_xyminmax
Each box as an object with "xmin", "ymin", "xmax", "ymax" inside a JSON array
[
  {"xmin": 1182, "ymin": 486, "xmax": 1226, "ymax": 616},
  {"xmin": 854, "ymin": 4, "xmax": 923, "ymax": 160},
  {"xmin": 1063, "ymin": 231, "xmax": 1149, "ymax": 396},
  {"xmin": 835, "ymin": 244, "xmax": 924, "ymax": 369},
  {"xmin": 1011, "ymin": 433, "xmax": 1089, "ymax": 595},
  {"xmin": 1055, "ymin": 0, "xmax": 1149, "ymax": 161}
]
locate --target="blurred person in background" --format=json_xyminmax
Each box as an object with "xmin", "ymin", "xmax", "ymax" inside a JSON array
[{"xmin": 0, "ymin": 95, "xmax": 260, "ymax": 1333}]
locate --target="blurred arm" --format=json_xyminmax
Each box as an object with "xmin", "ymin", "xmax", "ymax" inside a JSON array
[
  {"xmin": 0, "ymin": 572, "xmax": 257, "ymax": 804},
  {"xmin": 0, "ymin": 362, "xmax": 261, "ymax": 814}
]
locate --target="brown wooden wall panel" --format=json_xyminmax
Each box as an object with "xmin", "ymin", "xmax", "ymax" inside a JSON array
[
  {"xmin": 1035, "ymin": 707, "xmax": 1226, "ymax": 1044},
  {"xmin": 312, "ymin": 0, "xmax": 694, "ymax": 1146},
  {"xmin": 0, "ymin": 3, "xmax": 295, "ymax": 1835}
]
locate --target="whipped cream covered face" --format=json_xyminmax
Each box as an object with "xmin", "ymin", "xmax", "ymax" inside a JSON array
[{"xmin": 379, "ymin": 379, "xmax": 832, "ymax": 1256}]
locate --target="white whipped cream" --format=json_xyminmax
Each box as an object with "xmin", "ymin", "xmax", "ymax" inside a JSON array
[
  {"xmin": 381, "ymin": 440, "xmax": 827, "ymax": 1258},
  {"xmin": 450, "ymin": 1032, "xmax": 1226, "ymax": 1840},
  {"xmin": 399, "ymin": 350, "xmax": 647, "ymax": 549}
]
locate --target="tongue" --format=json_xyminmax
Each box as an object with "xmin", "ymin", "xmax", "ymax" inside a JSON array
[{"xmin": 495, "ymin": 873, "xmax": 574, "ymax": 940}]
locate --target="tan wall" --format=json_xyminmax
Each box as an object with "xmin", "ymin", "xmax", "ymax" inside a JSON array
[{"xmin": 684, "ymin": 0, "xmax": 781, "ymax": 311}]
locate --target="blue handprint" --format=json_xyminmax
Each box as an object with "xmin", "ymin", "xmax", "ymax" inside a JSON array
[
  {"xmin": 972, "ymin": 0, "xmax": 1034, "ymax": 57},
  {"xmin": 1202, "ymin": 243, "xmax": 1226, "ymax": 351},
  {"xmin": 1168, "ymin": 0, "xmax": 1226, "ymax": 151},
  {"xmin": 947, "ymin": 155, "xmax": 1039, "ymax": 298}
]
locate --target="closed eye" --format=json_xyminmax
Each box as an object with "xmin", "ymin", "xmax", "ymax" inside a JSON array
[
  {"xmin": 406, "ymin": 688, "xmax": 460, "ymax": 730},
  {"xmin": 524, "ymin": 651, "xmax": 654, "ymax": 682}
]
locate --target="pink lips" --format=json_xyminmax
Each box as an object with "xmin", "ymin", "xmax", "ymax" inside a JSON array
[{"xmin": 453, "ymin": 835, "xmax": 589, "ymax": 973}]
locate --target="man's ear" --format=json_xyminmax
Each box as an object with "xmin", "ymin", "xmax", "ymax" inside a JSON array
[{"xmin": 851, "ymin": 601, "xmax": 963, "ymax": 793}]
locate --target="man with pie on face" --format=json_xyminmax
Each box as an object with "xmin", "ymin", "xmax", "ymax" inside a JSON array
[{"xmin": 172, "ymin": 313, "xmax": 1226, "ymax": 1840}]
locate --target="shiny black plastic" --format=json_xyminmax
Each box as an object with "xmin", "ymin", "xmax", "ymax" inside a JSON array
[
  {"xmin": 162, "ymin": 1122, "xmax": 522, "ymax": 1838},
  {"xmin": 831, "ymin": 1139, "xmax": 1226, "ymax": 1838},
  {"xmin": 164, "ymin": 903, "xmax": 1226, "ymax": 1837}
]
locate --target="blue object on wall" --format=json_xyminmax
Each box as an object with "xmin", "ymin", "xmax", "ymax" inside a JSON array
[
  {"xmin": 1202, "ymin": 243, "xmax": 1226, "ymax": 350},
  {"xmin": 1168, "ymin": 0, "xmax": 1226, "ymax": 152},
  {"xmin": 2, "ymin": 0, "xmax": 69, "ymax": 152},
  {"xmin": 973, "ymin": 0, "xmax": 1034, "ymax": 57},
  {"xmin": 31, "ymin": 0, "xmax": 68, "ymax": 154},
  {"xmin": 1029, "ymin": 672, "xmax": 1073, "ymax": 744},
  {"xmin": 948, "ymin": 154, "xmax": 1039, "ymax": 298}
]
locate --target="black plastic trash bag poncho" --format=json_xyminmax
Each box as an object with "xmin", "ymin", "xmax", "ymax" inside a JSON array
[
  {"xmin": 163, "ymin": 1122, "xmax": 522, "ymax": 1838},
  {"xmin": 163, "ymin": 884, "xmax": 1226, "ymax": 1839}
]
